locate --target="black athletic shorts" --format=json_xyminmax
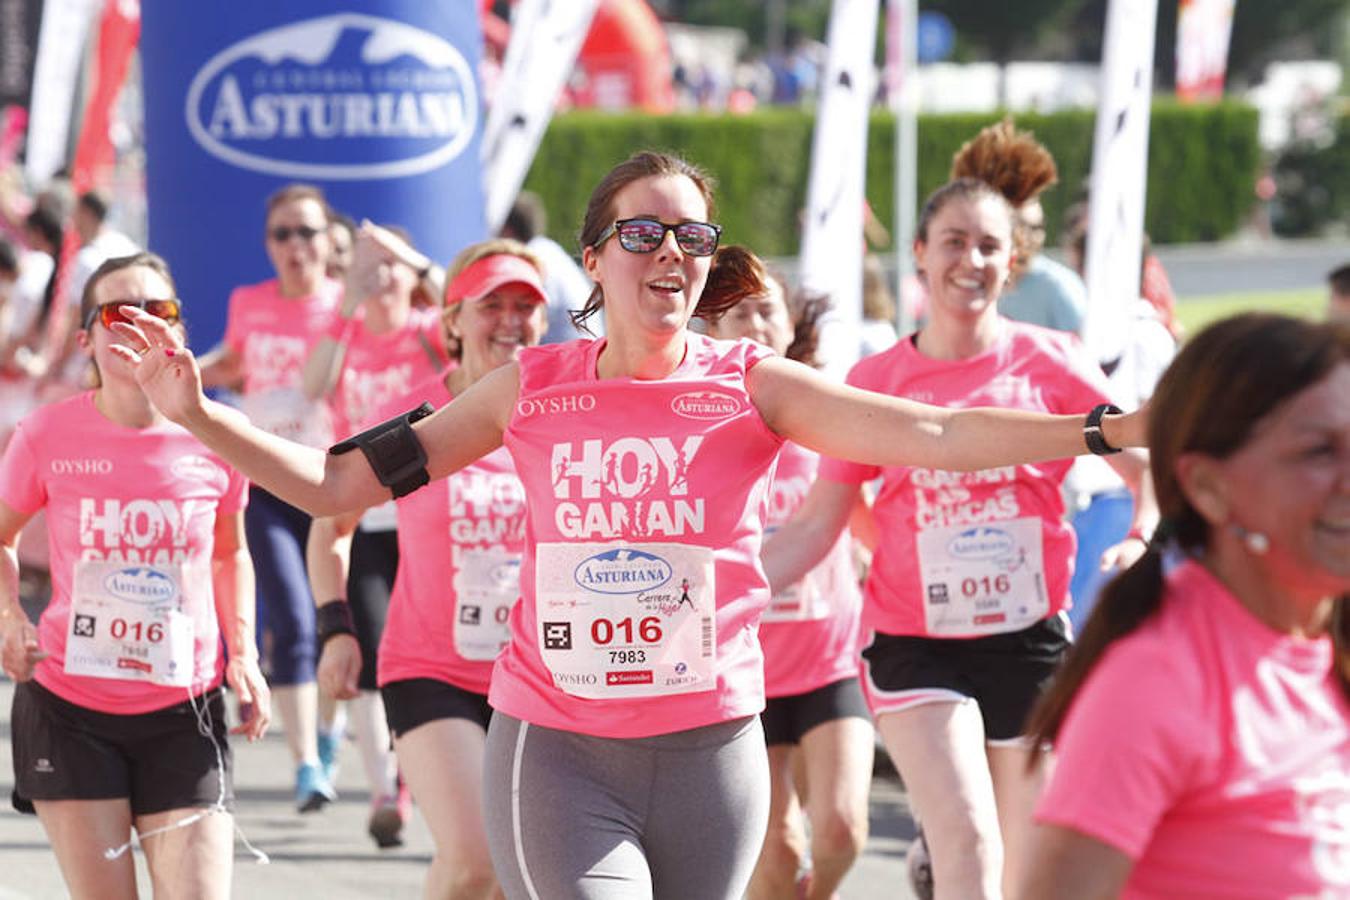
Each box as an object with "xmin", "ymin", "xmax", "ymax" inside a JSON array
[
  {"xmin": 11, "ymin": 681, "xmax": 233, "ymax": 816},
  {"xmin": 860, "ymin": 615, "xmax": 1070, "ymax": 742},
  {"xmin": 760, "ymin": 677, "xmax": 871, "ymax": 747},
  {"xmin": 381, "ymin": 677, "xmax": 492, "ymax": 738}
]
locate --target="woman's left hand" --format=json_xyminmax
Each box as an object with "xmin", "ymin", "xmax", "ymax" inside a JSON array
[{"xmin": 226, "ymin": 655, "xmax": 272, "ymax": 742}]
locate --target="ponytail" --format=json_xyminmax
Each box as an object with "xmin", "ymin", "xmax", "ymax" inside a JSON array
[{"xmin": 1025, "ymin": 541, "xmax": 1168, "ymax": 768}]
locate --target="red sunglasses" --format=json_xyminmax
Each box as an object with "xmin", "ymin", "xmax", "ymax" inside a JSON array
[{"xmin": 85, "ymin": 298, "xmax": 182, "ymax": 330}]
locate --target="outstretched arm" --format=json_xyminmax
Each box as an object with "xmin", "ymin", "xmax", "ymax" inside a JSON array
[
  {"xmin": 747, "ymin": 357, "xmax": 1144, "ymax": 473},
  {"xmin": 112, "ymin": 308, "xmax": 513, "ymax": 517}
]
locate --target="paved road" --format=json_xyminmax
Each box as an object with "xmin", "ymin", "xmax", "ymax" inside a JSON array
[
  {"xmin": 0, "ymin": 677, "xmax": 919, "ymax": 899},
  {"xmin": 1151, "ymin": 237, "xmax": 1345, "ymax": 297}
]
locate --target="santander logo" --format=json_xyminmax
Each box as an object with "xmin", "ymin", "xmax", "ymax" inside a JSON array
[
  {"xmin": 671, "ymin": 390, "xmax": 740, "ymax": 421},
  {"xmin": 185, "ymin": 13, "xmax": 478, "ymax": 180}
]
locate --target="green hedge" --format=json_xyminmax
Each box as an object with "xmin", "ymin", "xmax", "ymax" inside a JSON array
[
  {"xmin": 523, "ymin": 100, "xmax": 1261, "ymax": 255},
  {"xmin": 1272, "ymin": 109, "xmax": 1350, "ymax": 237}
]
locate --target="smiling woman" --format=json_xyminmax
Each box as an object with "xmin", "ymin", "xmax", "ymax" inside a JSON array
[
  {"xmin": 113, "ymin": 150, "xmax": 1152, "ymax": 900},
  {"xmin": 1019, "ymin": 314, "xmax": 1350, "ymax": 899}
]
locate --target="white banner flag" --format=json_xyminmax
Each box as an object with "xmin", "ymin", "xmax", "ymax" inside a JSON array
[
  {"xmin": 797, "ymin": 0, "xmax": 879, "ymax": 381},
  {"xmin": 481, "ymin": 0, "xmax": 600, "ymax": 234},
  {"xmin": 1083, "ymin": 0, "xmax": 1158, "ymax": 364},
  {"xmin": 26, "ymin": 0, "xmax": 101, "ymax": 185}
]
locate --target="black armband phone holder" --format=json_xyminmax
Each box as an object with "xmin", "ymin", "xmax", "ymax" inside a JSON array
[{"xmin": 329, "ymin": 402, "xmax": 435, "ymax": 498}]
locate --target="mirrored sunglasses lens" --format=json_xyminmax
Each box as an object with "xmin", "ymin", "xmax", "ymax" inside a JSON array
[
  {"xmin": 145, "ymin": 300, "xmax": 181, "ymax": 322},
  {"xmin": 674, "ymin": 224, "xmax": 718, "ymax": 256},
  {"xmin": 99, "ymin": 304, "xmax": 131, "ymax": 329},
  {"xmin": 617, "ymin": 220, "xmax": 664, "ymax": 252}
]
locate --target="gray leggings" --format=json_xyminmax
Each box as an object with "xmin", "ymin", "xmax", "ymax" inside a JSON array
[{"xmin": 484, "ymin": 712, "xmax": 771, "ymax": 900}]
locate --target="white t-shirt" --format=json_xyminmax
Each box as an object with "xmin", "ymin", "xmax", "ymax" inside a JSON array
[{"xmin": 527, "ymin": 235, "xmax": 600, "ymax": 343}]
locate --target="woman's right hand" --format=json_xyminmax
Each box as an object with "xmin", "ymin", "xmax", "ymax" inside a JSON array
[
  {"xmin": 317, "ymin": 633, "xmax": 362, "ymax": 700},
  {"xmin": 110, "ymin": 308, "xmax": 208, "ymax": 427},
  {"xmin": 0, "ymin": 613, "xmax": 47, "ymax": 682}
]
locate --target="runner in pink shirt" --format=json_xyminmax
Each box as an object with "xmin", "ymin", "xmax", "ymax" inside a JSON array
[
  {"xmin": 197, "ymin": 184, "xmax": 340, "ymax": 811},
  {"xmin": 307, "ymin": 239, "xmax": 546, "ymax": 890},
  {"xmin": 1019, "ymin": 314, "xmax": 1350, "ymax": 899},
  {"xmin": 763, "ymin": 178, "xmax": 1155, "ymax": 900},
  {"xmin": 115, "ymin": 152, "xmax": 1149, "ymax": 900},
  {"xmin": 300, "ymin": 221, "xmax": 447, "ymax": 846},
  {"xmin": 706, "ymin": 246, "xmax": 874, "ymax": 900},
  {"xmin": 0, "ymin": 252, "xmax": 268, "ymax": 900}
]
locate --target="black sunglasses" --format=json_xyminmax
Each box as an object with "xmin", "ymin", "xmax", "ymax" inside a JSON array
[
  {"xmin": 268, "ymin": 225, "xmax": 323, "ymax": 243},
  {"xmin": 594, "ymin": 218, "xmax": 721, "ymax": 257}
]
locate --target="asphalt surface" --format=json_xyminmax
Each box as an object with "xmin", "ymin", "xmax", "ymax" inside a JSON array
[{"xmin": 0, "ymin": 675, "xmax": 919, "ymax": 899}]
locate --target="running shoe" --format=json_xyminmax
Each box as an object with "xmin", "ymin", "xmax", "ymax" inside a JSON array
[
  {"xmin": 295, "ymin": 761, "xmax": 337, "ymax": 813},
  {"xmin": 317, "ymin": 730, "xmax": 341, "ymax": 785},
  {"xmin": 367, "ymin": 782, "xmax": 411, "ymax": 849},
  {"xmin": 906, "ymin": 829, "xmax": 934, "ymax": 900}
]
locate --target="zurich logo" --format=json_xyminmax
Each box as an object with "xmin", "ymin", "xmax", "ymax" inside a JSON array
[
  {"xmin": 185, "ymin": 13, "xmax": 479, "ymax": 180},
  {"xmin": 573, "ymin": 548, "xmax": 673, "ymax": 595},
  {"xmin": 104, "ymin": 567, "xmax": 179, "ymax": 605},
  {"xmin": 946, "ymin": 526, "xmax": 1016, "ymax": 561}
]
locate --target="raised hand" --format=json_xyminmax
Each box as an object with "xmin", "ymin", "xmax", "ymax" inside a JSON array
[{"xmin": 108, "ymin": 307, "xmax": 208, "ymax": 426}]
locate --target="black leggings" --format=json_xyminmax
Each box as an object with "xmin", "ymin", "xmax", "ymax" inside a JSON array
[{"xmin": 346, "ymin": 527, "xmax": 398, "ymax": 692}]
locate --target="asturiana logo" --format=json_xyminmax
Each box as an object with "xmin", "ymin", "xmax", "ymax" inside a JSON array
[
  {"xmin": 671, "ymin": 391, "xmax": 740, "ymax": 421},
  {"xmin": 947, "ymin": 526, "xmax": 1016, "ymax": 561},
  {"xmin": 574, "ymin": 548, "xmax": 672, "ymax": 595},
  {"xmin": 103, "ymin": 567, "xmax": 178, "ymax": 605},
  {"xmin": 186, "ymin": 13, "xmax": 478, "ymax": 180}
]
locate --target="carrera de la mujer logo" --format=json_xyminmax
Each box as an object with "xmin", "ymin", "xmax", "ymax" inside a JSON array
[{"xmin": 185, "ymin": 13, "xmax": 478, "ymax": 180}]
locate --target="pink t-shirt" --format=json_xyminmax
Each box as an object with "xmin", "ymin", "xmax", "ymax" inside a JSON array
[
  {"xmin": 223, "ymin": 277, "xmax": 341, "ymax": 446},
  {"xmin": 375, "ymin": 371, "xmax": 525, "ymax": 695},
  {"xmin": 819, "ymin": 321, "xmax": 1111, "ymax": 638},
  {"xmin": 1037, "ymin": 560, "xmax": 1350, "ymax": 897},
  {"xmin": 0, "ymin": 392, "xmax": 248, "ymax": 714},
  {"xmin": 492, "ymin": 333, "xmax": 784, "ymax": 738},
  {"xmin": 761, "ymin": 442, "xmax": 863, "ymax": 698},
  {"xmin": 330, "ymin": 307, "xmax": 447, "ymax": 440}
]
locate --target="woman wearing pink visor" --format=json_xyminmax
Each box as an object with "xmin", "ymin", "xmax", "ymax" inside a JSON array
[{"xmin": 307, "ymin": 239, "xmax": 547, "ymax": 897}]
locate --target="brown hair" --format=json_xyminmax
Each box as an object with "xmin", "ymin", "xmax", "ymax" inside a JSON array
[
  {"xmin": 950, "ymin": 117, "xmax": 1058, "ymax": 270},
  {"xmin": 571, "ymin": 151, "xmax": 718, "ymax": 334},
  {"xmin": 440, "ymin": 237, "xmax": 543, "ymax": 361},
  {"xmin": 80, "ymin": 252, "xmax": 179, "ymax": 334},
  {"xmin": 915, "ymin": 178, "xmax": 1015, "ymax": 258},
  {"xmin": 264, "ymin": 183, "xmax": 332, "ymax": 227},
  {"xmin": 1026, "ymin": 314, "xmax": 1350, "ymax": 765},
  {"xmin": 701, "ymin": 244, "xmax": 828, "ymax": 367}
]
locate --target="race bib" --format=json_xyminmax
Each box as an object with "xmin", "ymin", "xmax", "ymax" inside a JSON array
[
  {"xmin": 241, "ymin": 387, "xmax": 333, "ymax": 447},
  {"xmin": 64, "ymin": 560, "xmax": 196, "ymax": 687},
  {"xmin": 535, "ymin": 542, "xmax": 716, "ymax": 699},
  {"xmin": 452, "ymin": 547, "xmax": 518, "ymax": 661},
  {"xmin": 916, "ymin": 517, "xmax": 1048, "ymax": 636}
]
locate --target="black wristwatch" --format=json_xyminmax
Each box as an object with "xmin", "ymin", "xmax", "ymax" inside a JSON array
[{"xmin": 1084, "ymin": 403, "xmax": 1124, "ymax": 455}]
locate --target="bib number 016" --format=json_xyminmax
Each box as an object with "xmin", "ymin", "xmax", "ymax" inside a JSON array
[
  {"xmin": 590, "ymin": 616, "xmax": 663, "ymax": 646},
  {"xmin": 110, "ymin": 618, "xmax": 165, "ymax": 643}
]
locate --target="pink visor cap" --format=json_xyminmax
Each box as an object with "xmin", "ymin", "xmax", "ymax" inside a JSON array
[{"xmin": 445, "ymin": 254, "xmax": 548, "ymax": 308}]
